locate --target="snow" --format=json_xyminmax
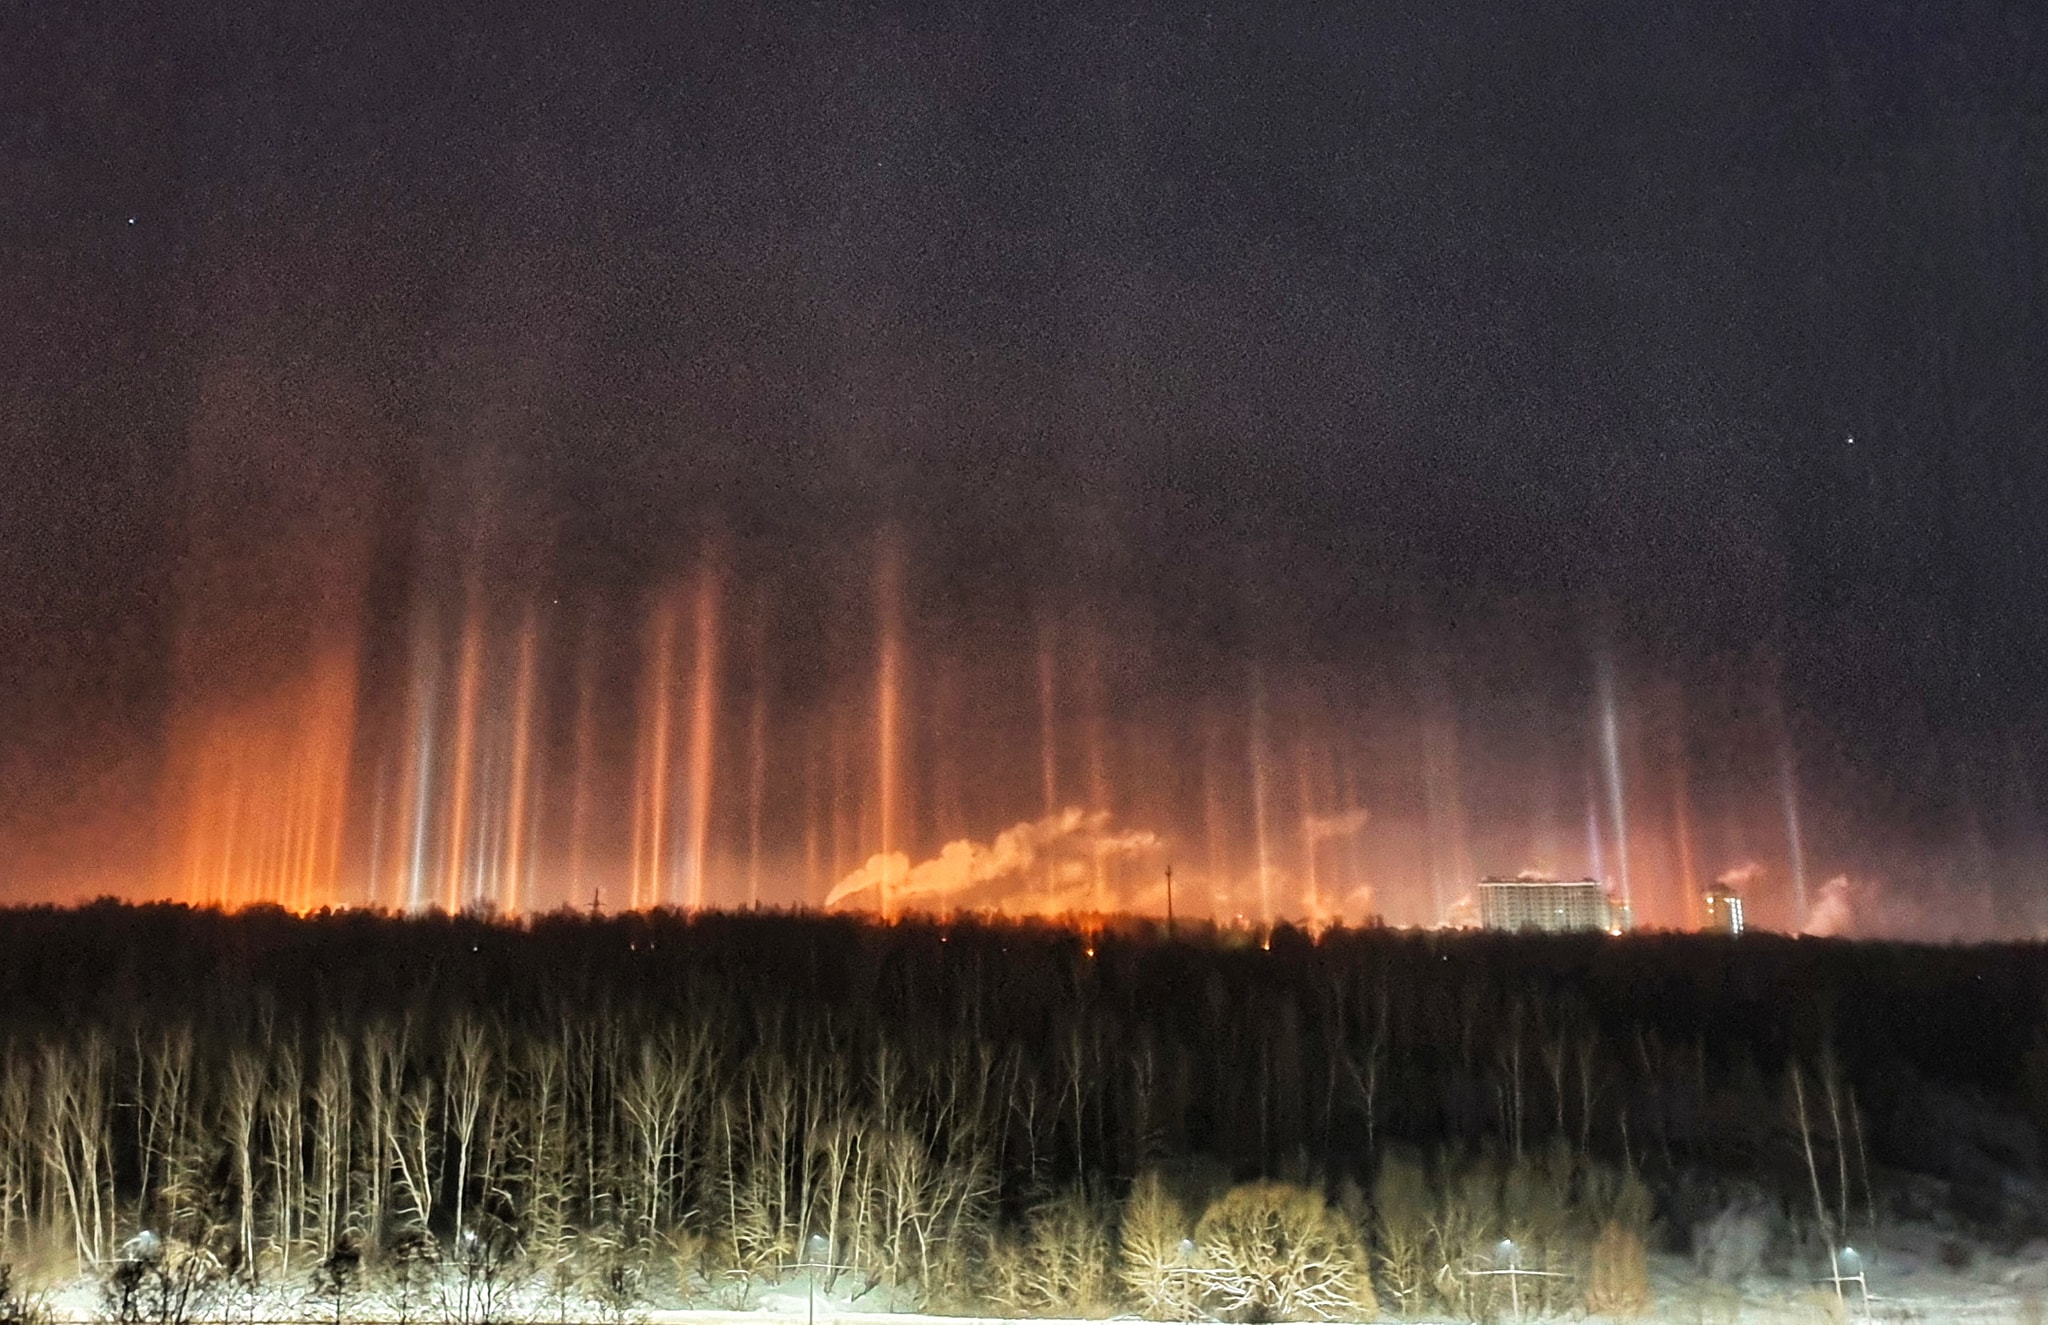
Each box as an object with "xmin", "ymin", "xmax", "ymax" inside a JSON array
[{"xmin": 23, "ymin": 1224, "xmax": 2048, "ymax": 1323}]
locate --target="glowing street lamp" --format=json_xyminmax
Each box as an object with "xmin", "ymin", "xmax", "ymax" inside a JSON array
[
  {"xmin": 1468, "ymin": 1236, "xmax": 1563, "ymax": 1322},
  {"xmin": 801, "ymin": 1233, "xmax": 838, "ymax": 1325},
  {"xmin": 1826, "ymin": 1245, "xmax": 1869, "ymax": 1319},
  {"xmin": 1495, "ymin": 1240, "xmax": 1522, "ymax": 1320}
]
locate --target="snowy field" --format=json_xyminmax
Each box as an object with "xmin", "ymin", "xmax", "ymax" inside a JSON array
[{"xmin": 25, "ymin": 1227, "xmax": 2048, "ymax": 1325}]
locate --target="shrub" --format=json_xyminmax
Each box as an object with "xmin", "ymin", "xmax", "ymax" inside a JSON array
[
  {"xmin": 100, "ymin": 1232, "xmax": 228, "ymax": 1325},
  {"xmin": 1120, "ymin": 1172, "xmax": 1199, "ymax": 1320},
  {"xmin": 441, "ymin": 1215, "xmax": 530, "ymax": 1325},
  {"xmin": 379, "ymin": 1228, "xmax": 441, "ymax": 1325},
  {"xmin": 577, "ymin": 1226, "xmax": 647, "ymax": 1324},
  {"xmin": 310, "ymin": 1234, "xmax": 363, "ymax": 1325},
  {"xmin": 662, "ymin": 1225, "xmax": 713, "ymax": 1304},
  {"xmin": 1583, "ymin": 1220, "xmax": 1649, "ymax": 1318},
  {"xmin": 1582, "ymin": 1166, "xmax": 1653, "ymax": 1319},
  {"xmin": 984, "ymin": 1233, "xmax": 1030, "ymax": 1316},
  {"xmin": 919, "ymin": 1233, "xmax": 990, "ymax": 1316},
  {"xmin": 989, "ymin": 1189, "xmax": 1115, "ymax": 1318},
  {"xmin": 0, "ymin": 1264, "xmax": 49, "ymax": 1325},
  {"xmin": 1693, "ymin": 1197, "xmax": 1769, "ymax": 1286},
  {"xmin": 1500, "ymin": 1143, "xmax": 1577, "ymax": 1316},
  {"xmin": 1195, "ymin": 1182, "xmax": 1376, "ymax": 1322},
  {"xmin": 1371, "ymin": 1152, "xmax": 1432, "ymax": 1319},
  {"xmin": 1426, "ymin": 1161, "xmax": 1502, "ymax": 1323}
]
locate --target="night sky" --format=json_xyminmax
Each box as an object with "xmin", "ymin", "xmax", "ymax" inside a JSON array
[{"xmin": 3, "ymin": 2, "xmax": 2044, "ymax": 930}]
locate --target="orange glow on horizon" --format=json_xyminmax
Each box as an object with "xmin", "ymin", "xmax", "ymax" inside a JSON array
[
  {"xmin": 631, "ymin": 595, "xmax": 679, "ymax": 910},
  {"xmin": 440, "ymin": 596, "xmax": 484, "ymax": 913},
  {"xmin": 683, "ymin": 568, "xmax": 721, "ymax": 912},
  {"xmin": 138, "ymin": 534, "xmax": 1792, "ymax": 934},
  {"xmin": 501, "ymin": 605, "xmax": 539, "ymax": 917},
  {"xmin": 875, "ymin": 539, "xmax": 902, "ymax": 921},
  {"xmin": 1674, "ymin": 753, "xmax": 1702, "ymax": 931},
  {"xmin": 170, "ymin": 649, "xmax": 359, "ymax": 913},
  {"xmin": 568, "ymin": 629, "xmax": 597, "ymax": 906}
]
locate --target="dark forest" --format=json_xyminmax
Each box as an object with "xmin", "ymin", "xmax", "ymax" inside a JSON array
[{"xmin": 0, "ymin": 905, "xmax": 2041, "ymax": 1320}]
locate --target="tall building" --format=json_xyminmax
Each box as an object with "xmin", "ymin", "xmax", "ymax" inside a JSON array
[
  {"xmin": 1702, "ymin": 881, "xmax": 1745, "ymax": 935},
  {"xmin": 1477, "ymin": 877, "xmax": 1624, "ymax": 934}
]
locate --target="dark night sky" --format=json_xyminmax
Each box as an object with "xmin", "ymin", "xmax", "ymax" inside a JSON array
[{"xmin": 2, "ymin": 1, "xmax": 2044, "ymax": 919}]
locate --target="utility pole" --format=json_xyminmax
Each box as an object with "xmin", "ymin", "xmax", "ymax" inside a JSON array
[{"xmin": 1165, "ymin": 864, "xmax": 1175, "ymax": 936}]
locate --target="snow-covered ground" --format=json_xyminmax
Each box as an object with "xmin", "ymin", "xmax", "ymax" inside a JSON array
[{"xmin": 26, "ymin": 1226, "xmax": 2048, "ymax": 1323}]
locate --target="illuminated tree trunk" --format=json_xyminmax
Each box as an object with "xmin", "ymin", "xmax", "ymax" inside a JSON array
[
  {"xmin": 443, "ymin": 1017, "xmax": 494, "ymax": 1238},
  {"xmin": 360, "ymin": 1023, "xmax": 405, "ymax": 1247},
  {"xmin": 308, "ymin": 1029, "xmax": 352, "ymax": 1257},
  {"xmin": 222, "ymin": 1047, "xmax": 265, "ymax": 1275},
  {"xmin": 265, "ymin": 1044, "xmax": 305, "ymax": 1272}
]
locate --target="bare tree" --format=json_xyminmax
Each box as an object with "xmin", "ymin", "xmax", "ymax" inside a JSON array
[
  {"xmin": 220, "ymin": 1048, "xmax": 265, "ymax": 1277},
  {"xmin": 131, "ymin": 1027, "xmax": 194, "ymax": 1232},
  {"xmin": 443, "ymin": 1017, "xmax": 495, "ymax": 1243},
  {"xmin": 307, "ymin": 1028, "xmax": 353, "ymax": 1264},
  {"xmin": 615, "ymin": 1024, "xmax": 708, "ymax": 1245},
  {"xmin": 360, "ymin": 1022, "xmax": 407, "ymax": 1251},
  {"xmin": 0, "ymin": 1049, "xmax": 34, "ymax": 1250},
  {"xmin": 263, "ymin": 1041, "xmax": 306, "ymax": 1273},
  {"xmin": 389, "ymin": 1077, "xmax": 439, "ymax": 1237},
  {"xmin": 40, "ymin": 1036, "xmax": 114, "ymax": 1269}
]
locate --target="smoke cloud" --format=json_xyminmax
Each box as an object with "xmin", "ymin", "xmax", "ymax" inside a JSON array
[
  {"xmin": 1303, "ymin": 807, "xmax": 1370, "ymax": 844},
  {"xmin": 1802, "ymin": 874, "xmax": 1855, "ymax": 937},
  {"xmin": 1716, "ymin": 861, "xmax": 1764, "ymax": 890},
  {"xmin": 826, "ymin": 808, "xmax": 1163, "ymax": 915}
]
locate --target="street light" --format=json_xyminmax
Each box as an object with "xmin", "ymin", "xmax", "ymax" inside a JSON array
[
  {"xmin": 801, "ymin": 1234, "xmax": 835, "ymax": 1325},
  {"xmin": 1466, "ymin": 1235, "xmax": 1563, "ymax": 1322},
  {"xmin": 1826, "ymin": 1245, "xmax": 1869, "ymax": 1320},
  {"xmin": 1174, "ymin": 1239, "xmax": 1200, "ymax": 1321},
  {"xmin": 1495, "ymin": 1240, "xmax": 1521, "ymax": 1320}
]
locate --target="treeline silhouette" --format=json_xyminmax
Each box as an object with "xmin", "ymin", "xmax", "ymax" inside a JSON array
[{"xmin": 0, "ymin": 901, "xmax": 2040, "ymax": 1320}]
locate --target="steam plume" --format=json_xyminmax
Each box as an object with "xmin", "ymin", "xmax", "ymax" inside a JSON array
[
  {"xmin": 1716, "ymin": 861, "xmax": 1764, "ymax": 890},
  {"xmin": 826, "ymin": 808, "xmax": 1161, "ymax": 915},
  {"xmin": 1802, "ymin": 874, "xmax": 1854, "ymax": 937},
  {"xmin": 1303, "ymin": 807, "xmax": 1369, "ymax": 843}
]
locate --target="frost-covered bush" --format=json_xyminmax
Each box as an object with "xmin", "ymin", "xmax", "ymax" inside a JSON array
[
  {"xmin": 1195, "ymin": 1182, "xmax": 1375, "ymax": 1322},
  {"xmin": 1119, "ymin": 1173, "xmax": 1199, "ymax": 1320}
]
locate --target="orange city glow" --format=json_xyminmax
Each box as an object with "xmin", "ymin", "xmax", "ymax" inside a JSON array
[
  {"xmin": 168, "ymin": 650, "xmax": 358, "ymax": 913},
  {"xmin": 146, "ymin": 541, "xmax": 1800, "ymax": 936}
]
